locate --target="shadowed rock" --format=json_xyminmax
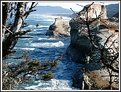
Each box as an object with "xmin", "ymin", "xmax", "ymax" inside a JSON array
[
  {"xmin": 67, "ymin": 3, "xmax": 119, "ymax": 90},
  {"xmin": 66, "ymin": 3, "xmax": 119, "ymax": 64}
]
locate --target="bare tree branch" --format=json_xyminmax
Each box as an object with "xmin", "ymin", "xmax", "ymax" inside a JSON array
[
  {"xmin": 2, "ymin": 25, "xmax": 13, "ymax": 34},
  {"xmin": 76, "ymin": 4, "xmax": 84, "ymax": 7}
]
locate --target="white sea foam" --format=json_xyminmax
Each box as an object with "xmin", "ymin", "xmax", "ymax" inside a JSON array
[
  {"xmin": 20, "ymin": 47, "xmax": 35, "ymax": 51},
  {"xmin": 14, "ymin": 47, "xmax": 35, "ymax": 51},
  {"xmin": 27, "ymin": 25, "xmax": 36, "ymax": 28},
  {"xmin": 29, "ymin": 31, "xmax": 44, "ymax": 34},
  {"xmin": 41, "ymin": 14, "xmax": 71, "ymax": 21},
  {"xmin": 37, "ymin": 25, "xmax": 49, "ymax": 28},
  {"xmin": 27, "ymin": 14, "xmax": 54, "ymax": 22},
  {"xmin": 23, "ymin": 58, "xmax": 82, "ymax": 90},
  {"xmin": 28, "ymin": 14, "xmax": 71, "ymax": 22},
  {"xmin": 31, "ymin": 41, "xmax": 64, "ymax": 48},
  {"xmin": 27, "ymin": 25, "xmax": 49, "ymax": 29},
  {"xmin": 38, "ymin": 37, "xmax": 56, "ymax": 40},
  {"xmin": 25, "ymin": 79, "xmax": 73, "ymax": 90}
]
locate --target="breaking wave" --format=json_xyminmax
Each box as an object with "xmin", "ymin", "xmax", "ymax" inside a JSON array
[
  {"xmin": 38, "ymin": 37, "xmax": 56, "ymax": 41},
  {"xmin": 30, "ymin": 41, "xmax": 64, "ymax": 48}
]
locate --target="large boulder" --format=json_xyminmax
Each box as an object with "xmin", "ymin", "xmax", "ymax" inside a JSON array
[{"xmin": 46, "ymin": 17, "xmax": 70, "ymax": 37}]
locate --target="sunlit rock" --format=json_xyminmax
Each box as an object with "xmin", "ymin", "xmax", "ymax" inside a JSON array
[
  {"xmin": 78, "ymin": 3, "xmax": 108, "ymax": 19},
  {"xmin": 46, "ymin": 17, "xmax": 70, "ymax": 37}
]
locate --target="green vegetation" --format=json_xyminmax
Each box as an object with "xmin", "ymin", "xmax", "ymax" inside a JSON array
[
  {"xmin": 42, "ymin": 72, "xmax": 54, "ymax": 81},
  {"xmin": 2, "ymin": 54, "xmax": 60, "ymax": 90}
]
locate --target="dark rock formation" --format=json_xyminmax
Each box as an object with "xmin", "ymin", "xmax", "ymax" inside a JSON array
[
  {"xmin": 66, "ymin": 21, "xmax": 93, "ymax": 63},
  {"xmin": 72, "ymin": 69, "xmax": 84, "ymax": 89},
  {"xmin": 46, "ymin": 17, "xmax": 70, "ymax": 37},
  {"xmin": 67, "ymin": 3, "xmax": 119, "ymax": 64},
  {"xmin": 67, "ymin": 3, "xmax": 119, "ymax": 90},
  {"xmin": 67, "ymin": 3, "xmax": 109, "ymax": 64}
]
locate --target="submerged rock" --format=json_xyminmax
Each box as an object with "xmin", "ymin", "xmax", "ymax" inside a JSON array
[{"xmin": 46, "ymin": 17, "xmax": 70, "ymax": 37}]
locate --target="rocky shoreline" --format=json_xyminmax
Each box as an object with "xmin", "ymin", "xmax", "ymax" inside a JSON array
[
  {"xmin": 2, "ymin": 2, "xmax": 119, "ymax": 90},
  {"xmin": 45, "ymin": 3, "xmax": 119, "ymax": 90},
  {"xmin": 66, "ymin": 3, "xmax": 119, "ymax": 90}
]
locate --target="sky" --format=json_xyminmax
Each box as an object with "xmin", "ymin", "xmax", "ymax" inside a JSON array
[{"xmin": 28, "ymin": 1, "xmax": 119, "ymax": 11}]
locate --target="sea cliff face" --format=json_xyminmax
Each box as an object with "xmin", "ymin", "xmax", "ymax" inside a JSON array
[
  {"xmin": 46, "ymin": 17, "xmax": 70, "ymax": 37},
  {"xmin": 66, "ymin": 3, "xmax": 118, "ymax": 64},
  {"xmin": 78, "ymin": 4, "xmax": 108, "ymax": 19},
  {"xmin": 66, "ymin": 3, "xmax": 119, "ymax": 89},
  {"xmin": 66, "ymin": 6, "xmax": 102, "ymax": 64}
]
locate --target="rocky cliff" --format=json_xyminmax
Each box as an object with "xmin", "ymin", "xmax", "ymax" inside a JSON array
[
  {"xmin": 67, "ymin": 3, "xmax": 119, "ymax": 63},
  {"xmin": 67, "ymin": 3, "xmax": 119, "ymax": 90},
  {"xmin": 46, "ymin": 17, "xmax": 70, "ymax": 37},
  {"xmin": 78, "ymin": 3, "xmax": 108, "ymax": 19}
]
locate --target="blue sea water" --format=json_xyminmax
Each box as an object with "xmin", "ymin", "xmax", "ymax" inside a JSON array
[
  {"xmin": 4, "ymin": 14, "xmax": 82, "ymax": 90},
  {"xmin": 14, "ymin": 14, "xmax": 71, "ymax": 62}
]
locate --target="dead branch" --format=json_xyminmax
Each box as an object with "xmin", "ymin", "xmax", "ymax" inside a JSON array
[
  {"xmin": 108, "ymin": 37, "xmax": 118, "ymax": 49},
  {"xmin": 70, "ymin": 8, "xmax": 87, "ymax": 24},
  {"xmin": 2, "ymin": 25, "xmax": 13, "ymax": 34},
  {"xmin": 24, "ymin": 2, "xmax": 38, "ymax": 18},
  {"xmin": 13, "ymin": 29, "xmax": 32, "ymax": 37},
  {"xmin": 103, "ymin": 34, "xmax": 114, "ymax": 47},
  {"xmin": 70, "ymin": 8, "xmax": 78, "ymax": 16},
  {"xmin": 76, "ymin": 4, "xmax": 84, "ymax": 7}
]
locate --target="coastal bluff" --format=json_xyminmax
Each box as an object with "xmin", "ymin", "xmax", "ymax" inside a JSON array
[{"xmin": 66, "ymin": 3, "xmax": 119, "ymax": 90}]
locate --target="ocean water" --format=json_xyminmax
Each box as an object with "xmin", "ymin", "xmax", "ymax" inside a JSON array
[{"xmin": 4, "ymin": 14, "xmax": 82, "ymax": 90}]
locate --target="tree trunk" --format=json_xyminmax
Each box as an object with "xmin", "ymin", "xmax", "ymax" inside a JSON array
[
  {"xmin": 11, "ymin": 2, "xmax": 26, "ymax": 32},
  {"xmin": 2, "ymin": 2, "xmax": 36, "ymax": 57},
  {"xmin": 2, "ymin": 2, "xmax": 9, "ymax": 41}
]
